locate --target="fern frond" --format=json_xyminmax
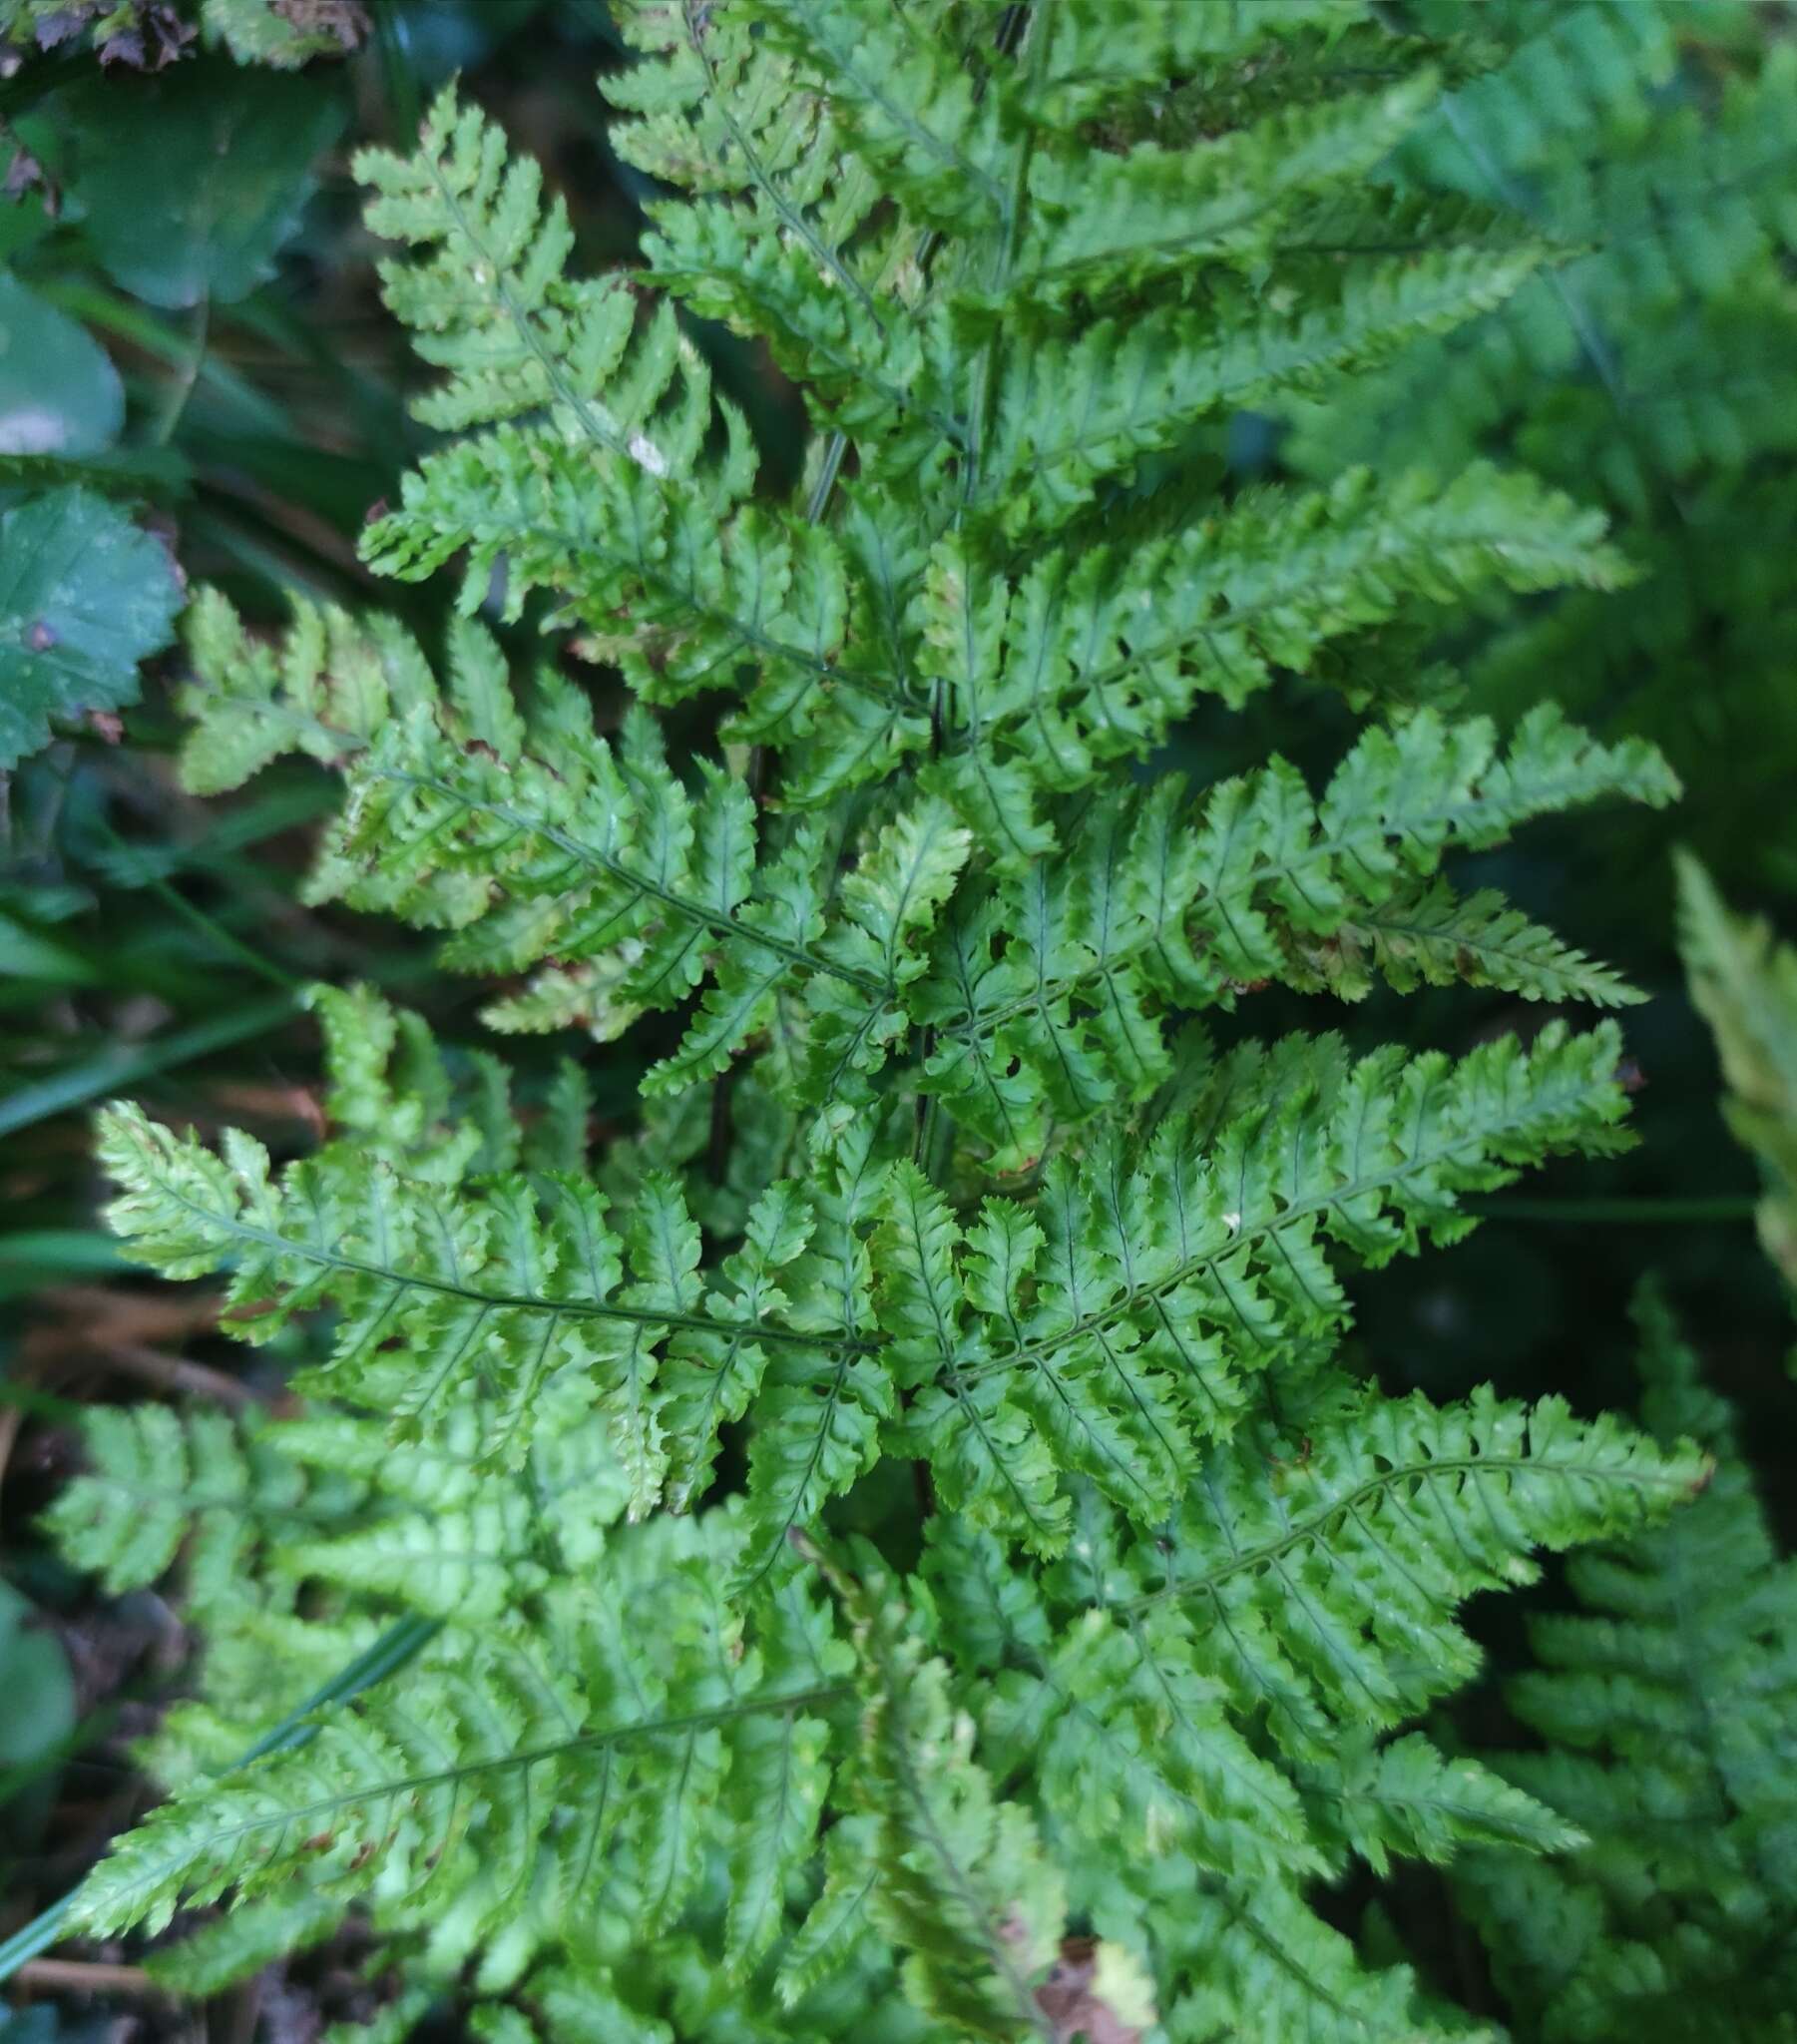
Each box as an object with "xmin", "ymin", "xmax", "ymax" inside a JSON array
[
  {"xmin": 954, "ymin": 1545, "xmax": 1321, "ymax": 1883},
  {"xmin": 352, "ymin": 85, "xmax": 933, "ymax": 791},
  {"xmin": 924, "ymin": 490, "xmax": 1643, "ymax": 859},
  {"xmin": 42, "ymin": 1404, "xmax": 357, "ymax": 1607},
  {"xmin": 1126, "ymin": 1386, "xmax": 1702, "ymax": 1748},
  {"xmin": 1028, "ymin": 0, "xmax": 1362, "ymax": 126},
  {"xmin": 1005, "ymin": 71, "xmax": 1442, "ymax": 306},
  {"xmin": 913, "ymin": 1374, "xmax": 1697, "ymax": 2041},
  {"xmin": 1310, "ymin": 881, "xmax": 1649, "ymax": 1008},
  {"xmin": 1399, "ymin": 1, "xmax": 1677, "ymax": 190},
  {"xmin": 931, "ymin": 1381, "xmax": 1702, "ymax": 1768},
  {"xmin": 1282, "ymin": 5, "xmax": 1797, "ymax": 897},
  {"xmin": 813, "ymin": 1535, "xmax": 1155, "ymax": 2044},
  {"xmin": 1159, "ymin": 1875, "xmax": 1484, "ymax": 2044},
  {"xmin": 285, "ymin": 1388, "xmax": 632, "ymax": 1574},
  {"xmin": 1299, "ymin": 1733, "xmax": 1585, "ymax": 1876},
  {"xmin": 609, "ymin": 1, "xmax": 882, "ymax": 237},
  {"xmin": 143, "ymin": 1892, "xmax": 345, "ymax": 1996},
  {"xmin": 182, "ymin": 603, "xmax": 961, "ymax": 1120},
  {"xmin": 304, "ymin": 978, "xmax": 537, "ymax": 1190},
  {"xmin": 45, "ymin": 1381, "xmax": 638, "ymax": 1640},
  {"xmin": 179, "ymin": 588, "xmax": 437, "ymax": 795},
  {"xmin": 357, "ymin": 86, "xmax": 735, "ymax": 490},
  {"xmin": 71, "ymin": 1516, "xmax": 850, "ymax": 1945},
  {"xmin": 916, "ymin": 710, "xmax": 1673, "ymax": 1166},
  {"xmin": 727, "ymin": 1128, "xmax": 893, "ymax": 1590},
  {"xmin": 610, "ymin": 0, "xmax": 945, "ymax": 475},
  {"xmin": 976, "ymin": 257, "xmax": 1558, "ymax": 535},
  {"xmin": 751, "ymin": 0, "xmax": 1015, "ymax": 238},
  {"xmin": 50, "ymin": 12, "xmax": 1725, "ymax": 2031},
  {"xmin": 775, "ymin": 1811, "xmax": 883, "ymax": 2008},
  {"xmin": 345, "ymin": 34, "xmax": 1639, "ymax": 828},
  {"xmin": 1455, "ymin": 1286, "xmax": 1797, "ymax": 2039},
  {"xmin": 95, "ymin": 1099, "xmax": 869, "ymax": 1493},
  {"xmin": 885, "ymin": 1022, "xmax": 1645, "ymax": 1529}
]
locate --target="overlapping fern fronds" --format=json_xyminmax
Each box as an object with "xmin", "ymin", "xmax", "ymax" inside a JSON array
[
  {"xmin": 1286, "ymin": 0, "xmax": 1797, "ymax": 896},
  {"xmin": 46, "ymin": 5, "xmax": 1725, "ymax": 2040}
]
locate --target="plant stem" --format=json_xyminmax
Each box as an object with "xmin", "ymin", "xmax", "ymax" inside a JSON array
[{"xmin": 151, "ymin": 296, "xmax": 209, "ymax": 449}]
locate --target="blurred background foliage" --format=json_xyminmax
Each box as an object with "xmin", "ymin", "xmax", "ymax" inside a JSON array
[{"xmin": 0, "ymin": 0, "xmax": 1794, "ymax": 2036}]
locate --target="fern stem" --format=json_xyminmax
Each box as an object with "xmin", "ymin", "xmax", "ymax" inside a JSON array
[{"xmin": 804, "ymin": 430, "xmax": 850, "ymax": 524}]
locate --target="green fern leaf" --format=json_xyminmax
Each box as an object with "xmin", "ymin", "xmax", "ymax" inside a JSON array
[
  {"xmin": 1300, "ymin": 1733, "xmax": 1585, "ymax": 1876},
  {"xmin": 811, "ymin": 1534, "xmax": 1154, "ymax": 2044},
  {"xmin": 1455, "ymin": 1286, "xmax": 1797, "ymax": 2039},
  {"xmin": 41, "ymin": 1404, "xmax": 355, "ymax": 1607},
  {"xmin": 887, "ymin": 1022, "xmax": 1649, "ymax": 1525},
  {"xmin": 71, "ymin": 1518, "xmax": 849, "ymax": 1943},
  {"xmin": 915, "ymin": 708, "xmax": 1670, "ymax": 1166},
  {"xmin": 95, "ymin": 1098, "xmax": 868, "ymax": 1481},
  {"xmin": 751, "ymin": 0, "xmax": 1014, "ymax": 237},
  {"xmin": 1006, "ymin": 72, "xmax": 1442, "ymax": 304}
]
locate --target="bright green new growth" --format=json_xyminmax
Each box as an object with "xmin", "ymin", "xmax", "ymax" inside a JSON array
[{"xmin": 50, "ymin": 4, "xmax": 1725, "ymax": 2039}]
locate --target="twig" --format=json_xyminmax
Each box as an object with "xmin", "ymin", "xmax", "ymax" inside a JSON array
[
  {"xmin": 0, "ymin": 1399, "xmax": 24, "ymax": 1493},
  {"xmin": 95, "ymin": 1340, "xmax": 257, "ymax": 1410},
  {"xmin": 13, "ymin": 1958, "xmax": 161, "ymax": 1997}
]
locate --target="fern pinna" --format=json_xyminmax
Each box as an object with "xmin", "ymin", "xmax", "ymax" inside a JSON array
[
  {"xmin": 51, "ymin": 6, "xmax": 1722, "ymax": 2041},
  {"xmin": 1454, "ymin": 1287, "xmax": 1797, "ymax": 2040},
  {"xmin": 1285, "ymin": 0, "xmax": 1797, "ymax": 898}
]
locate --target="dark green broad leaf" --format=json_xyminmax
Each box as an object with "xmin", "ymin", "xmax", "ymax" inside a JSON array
[
  {"xmin": 0, "ymin": 1578, "xmax": 77, "ymax": 1804},
  {"xmin": 0, "ymin": 486, "xmax": 183, "ymax": 766},
  {"xmin": 66, "ymin": 61, "xmax": 346, "ymax": 310},
  {"xmin": 0, "ymin": 272, "xmax": 124, "ymax": 458}
]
